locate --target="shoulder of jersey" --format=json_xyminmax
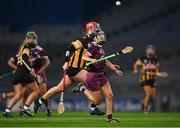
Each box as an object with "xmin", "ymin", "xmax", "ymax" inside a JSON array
[
  {"xmin": 140, "ymin": 56, "xmax": 146, "ymax": 60},
  {"xmin": 23, "ymin": 44, "xmax": 30, "ymax": 49},
  {"xmin": 80, "ymin": 38, "xmax": 92, "ymax": 49},
  {"xmin": 77, "ymin": 38, "xmax": 84, "ymax": 44},
  {"xmin": 72, "ymin": 38, "xmax": 87, "ymax": 49},
  {"xmin": 88, "ymin": 42, "xmax": 100, "ymax": 52},
  {"xmin": 154, "ymin": 55, "xmax": 158, "ymax": 59},
  {"xmin": 88, "ymin": 42, "xmax": 96, "ymax": 47},
  {"xmin": 153, "ymin": 56, "xmax": 159, "ymax": 61},
  {"xmin": 34, "ymin": 45, "xmax": 43, "ymax": 51}
]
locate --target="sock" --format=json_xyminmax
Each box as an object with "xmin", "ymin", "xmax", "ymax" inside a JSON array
[
  {"xmin": 5, "ymin": 107, "xmax": 11, "ymax": 113},
  {"xmin": 41, "ymin": 97, "xmax": 47, "ymax": 103},
  {"xmin": 34, "ymin": 96, "xmax": 39, "ymax": 105},
  {"xmin": 90, "ymin": 103, "xmax": 96, "ymax": 111},
  {"xmin": 2, "ymin": 93, "xmax": 6, "ymax": 98},
  {"xmin": 39, "ymin": 97, "xmax": 47, "ymax": 104},
  {"xmin": 107, "ymin": 113, "xmax": 112, "ymax": 120},
  {"xmin": 19, "ymin": 106, "xmax": 23, "ymax": 110},
  {"xmin": 39, "ymin": 99, "xmax": 43, "ymax": 104},
  {"xmin": 23, "ymin": 104, "xmax": 30, "ymax": 110},
  {"xmin": 41, "ymin": 97, "xmax": 49, "ymax": 108}
]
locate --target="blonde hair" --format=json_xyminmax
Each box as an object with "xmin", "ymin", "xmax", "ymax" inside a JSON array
[{"xmin": 17, "ymin": 40, "xmax": 27, "ymax": 65}]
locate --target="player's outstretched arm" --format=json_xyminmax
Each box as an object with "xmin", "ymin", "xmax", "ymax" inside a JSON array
[
  {"xmin": 7, "ymin": 57, "xmax": 17, "ymax": 70},
  {"xmin": 62, "ymin": 43, "xmax": 75, "ymax": 71},
  {"xmin": 133, "ymin": 58, "xmax": 142, "ymax": 74},
  {"xmin": 105, "ymin": 59, "xmax": 123, "ymax": 76},
  {"xmin": 38, "ymin": 57, "xmax": 50, "ymax": 74}
]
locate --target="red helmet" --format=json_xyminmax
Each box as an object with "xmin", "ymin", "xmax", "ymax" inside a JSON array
[{"xmin": 85, "ymin": 21, "xmax": 101, "ymax": 36}]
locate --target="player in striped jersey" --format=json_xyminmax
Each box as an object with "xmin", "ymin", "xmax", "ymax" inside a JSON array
[
  {"xmin": 3, "ymin": 32, "xmax": 40, "ymax": 117},
  {"xmin": 133, "ymin": 44, "xmax": 159, "ymax": 113},
  {"xmin": 34, "ymin": 22, "xmax": 105, "ymax": 115},
  {"xmin": 7, "ymin": 40, "xmax": 51, "ymax": 116}
]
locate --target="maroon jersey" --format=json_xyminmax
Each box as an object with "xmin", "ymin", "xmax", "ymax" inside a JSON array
[
  {"xmin": 11, "ymin": 45, "xmax": 48, "ymax": 83},
  {"xmin": 12, "ymin": 45, "xmax": 48, "ymax": 71},
  {"xmin": 87, "ymin": 42, "xmax": 105, "ymax": 72},
  {"xmin": 86, "ymin": 42, "xmax": 108, "ymax": 91},
  {"xmin": 30, "ymin": 45, "xmax": 48, "ymax": 71}
]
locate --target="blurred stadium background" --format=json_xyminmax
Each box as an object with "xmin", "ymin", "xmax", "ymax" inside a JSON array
[{"xmin": 0, "ymin": 0, "xmax": 180, "ymax": 112}]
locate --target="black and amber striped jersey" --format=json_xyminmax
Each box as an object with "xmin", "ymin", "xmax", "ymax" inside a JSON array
[
  {"xmin": 68, "ymin": 38, "xmax": 89, "ymax": 69},
  {"xmin": 140, "ymin": 55, "xmax": 159, "ymax": 82},
  {"xmin": 17, "ymin": 44, "xmax": 32, "ymax": 68}
]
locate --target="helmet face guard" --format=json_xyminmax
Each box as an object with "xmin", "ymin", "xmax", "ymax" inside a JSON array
[
  {"xmin": 26, "ymin": 31, "xmax": 38, "ymax": 39},
  {"xmin": 94, "ymin": 31, "xmax": 106, "ymax": 45},
  {"xmin": 146, "ymin": 44, "xmax": 155, "ymax": 56},
  {"xmin": 25, "ymin": 31, "xmax": 38, "ymax": 48}
]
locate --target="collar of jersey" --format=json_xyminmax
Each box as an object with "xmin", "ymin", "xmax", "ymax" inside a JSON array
[{"xmin": 92, "ymin": 42, "xmax": 102, "ymax": 48}]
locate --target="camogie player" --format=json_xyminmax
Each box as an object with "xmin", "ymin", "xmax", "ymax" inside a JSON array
[
  {"xmin": 7, "ymin": 32, "xmax": 51, "ymax": 115},
  {"xmin": 133, "ymin": 44, "xmax": 159, "ymax": 113},
  {"xmin": 3, "ymin": 32, "xmax": 40, "ymax": 117},
  {"xmin": 34, "ymin": 22, "xmax": 105, "ymax": 115},
  {"xmin": 72, "ymin": 31, "xmax": 123, "ymax": 122}
]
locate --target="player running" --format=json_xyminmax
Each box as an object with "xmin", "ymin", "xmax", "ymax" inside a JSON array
[
  {"xmin": 3, "ymin": 32, "xmax": 40, "ymax": 117},
  {"xmin": 34, "ymin": 22, "xmax": 105, "ymax": 115},
  {"xmin": 72, "ymin": 31, "xmax": 123, "ymax": 122},
  {"xmin": 133, "ymin": 44, "xmax": 159, "ymax": 113},
  {"xmin": 7, "ymin": 34, "xmax": 51, "ymax": 116}
]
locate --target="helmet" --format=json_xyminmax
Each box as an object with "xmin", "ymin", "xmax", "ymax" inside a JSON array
[
  {"xmin": 26, "ymin": 31, "xmax": 38, "ymax": 39},
  {"xmin": 94, "ymin": 31, "xmax": 106, "ymax": 45},
  {"xmin": 146, "ymin": 44, "xmax": 155, "ymax": 56},
  {"xmin": 25, "ymin": 31, "xmax": 38, "ymax": 48},
  {"xmin": 146, "ymin": 44, "xmax": 155, "ymax": 50},
  {"xmin": 85, "ymin": 21, "xmax": 101, "ymax": 37}
]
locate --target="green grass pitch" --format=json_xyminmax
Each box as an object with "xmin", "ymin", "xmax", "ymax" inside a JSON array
[{"xmin": 0, "ymin": 112, "xmax": 180, "ymax": 127}]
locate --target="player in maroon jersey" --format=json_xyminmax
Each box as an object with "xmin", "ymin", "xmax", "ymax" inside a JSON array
[{"xmin": 73, "ymin": 31, "xmax": 123, "ymax": 122}]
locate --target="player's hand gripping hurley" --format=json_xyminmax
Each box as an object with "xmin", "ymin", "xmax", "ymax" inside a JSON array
[
  {"xmin": 86, "ymin": 46, "xmax": 134, "ymax": 66},
  {"xmin": 22, "ymin": 59, "xmax": 43, "ymax": 84}
]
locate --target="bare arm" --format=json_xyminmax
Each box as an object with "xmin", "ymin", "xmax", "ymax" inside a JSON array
[
  {"xmin": 133, "ymin": 58, "xmax": 142, "ymax": 74},
  {"xmin": 7, "ymin": 57, "xmax": 17, "ymax": 70},
  {"xmin": 156, "ymin": 62, "xmax": 160, "ymax": 72},
  {"xmin": 38, "ymin": 57, "xmax": 50, "ymax": 74},
  {"xmin": 105, "ymin": 59, "xmax": 123, "ymax": 76},
  {"xmin": 105, "ymin": 59, "xmax": 117, "ymax": 71}
]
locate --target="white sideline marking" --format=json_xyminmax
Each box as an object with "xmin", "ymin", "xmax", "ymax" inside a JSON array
[
  {"xmin": 0, "ymin": 117, "xmax": 180, "ymax": 121},
  {"xmin": 1, "ymin": 127, "xmax": 180, "ymax": 128}
]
